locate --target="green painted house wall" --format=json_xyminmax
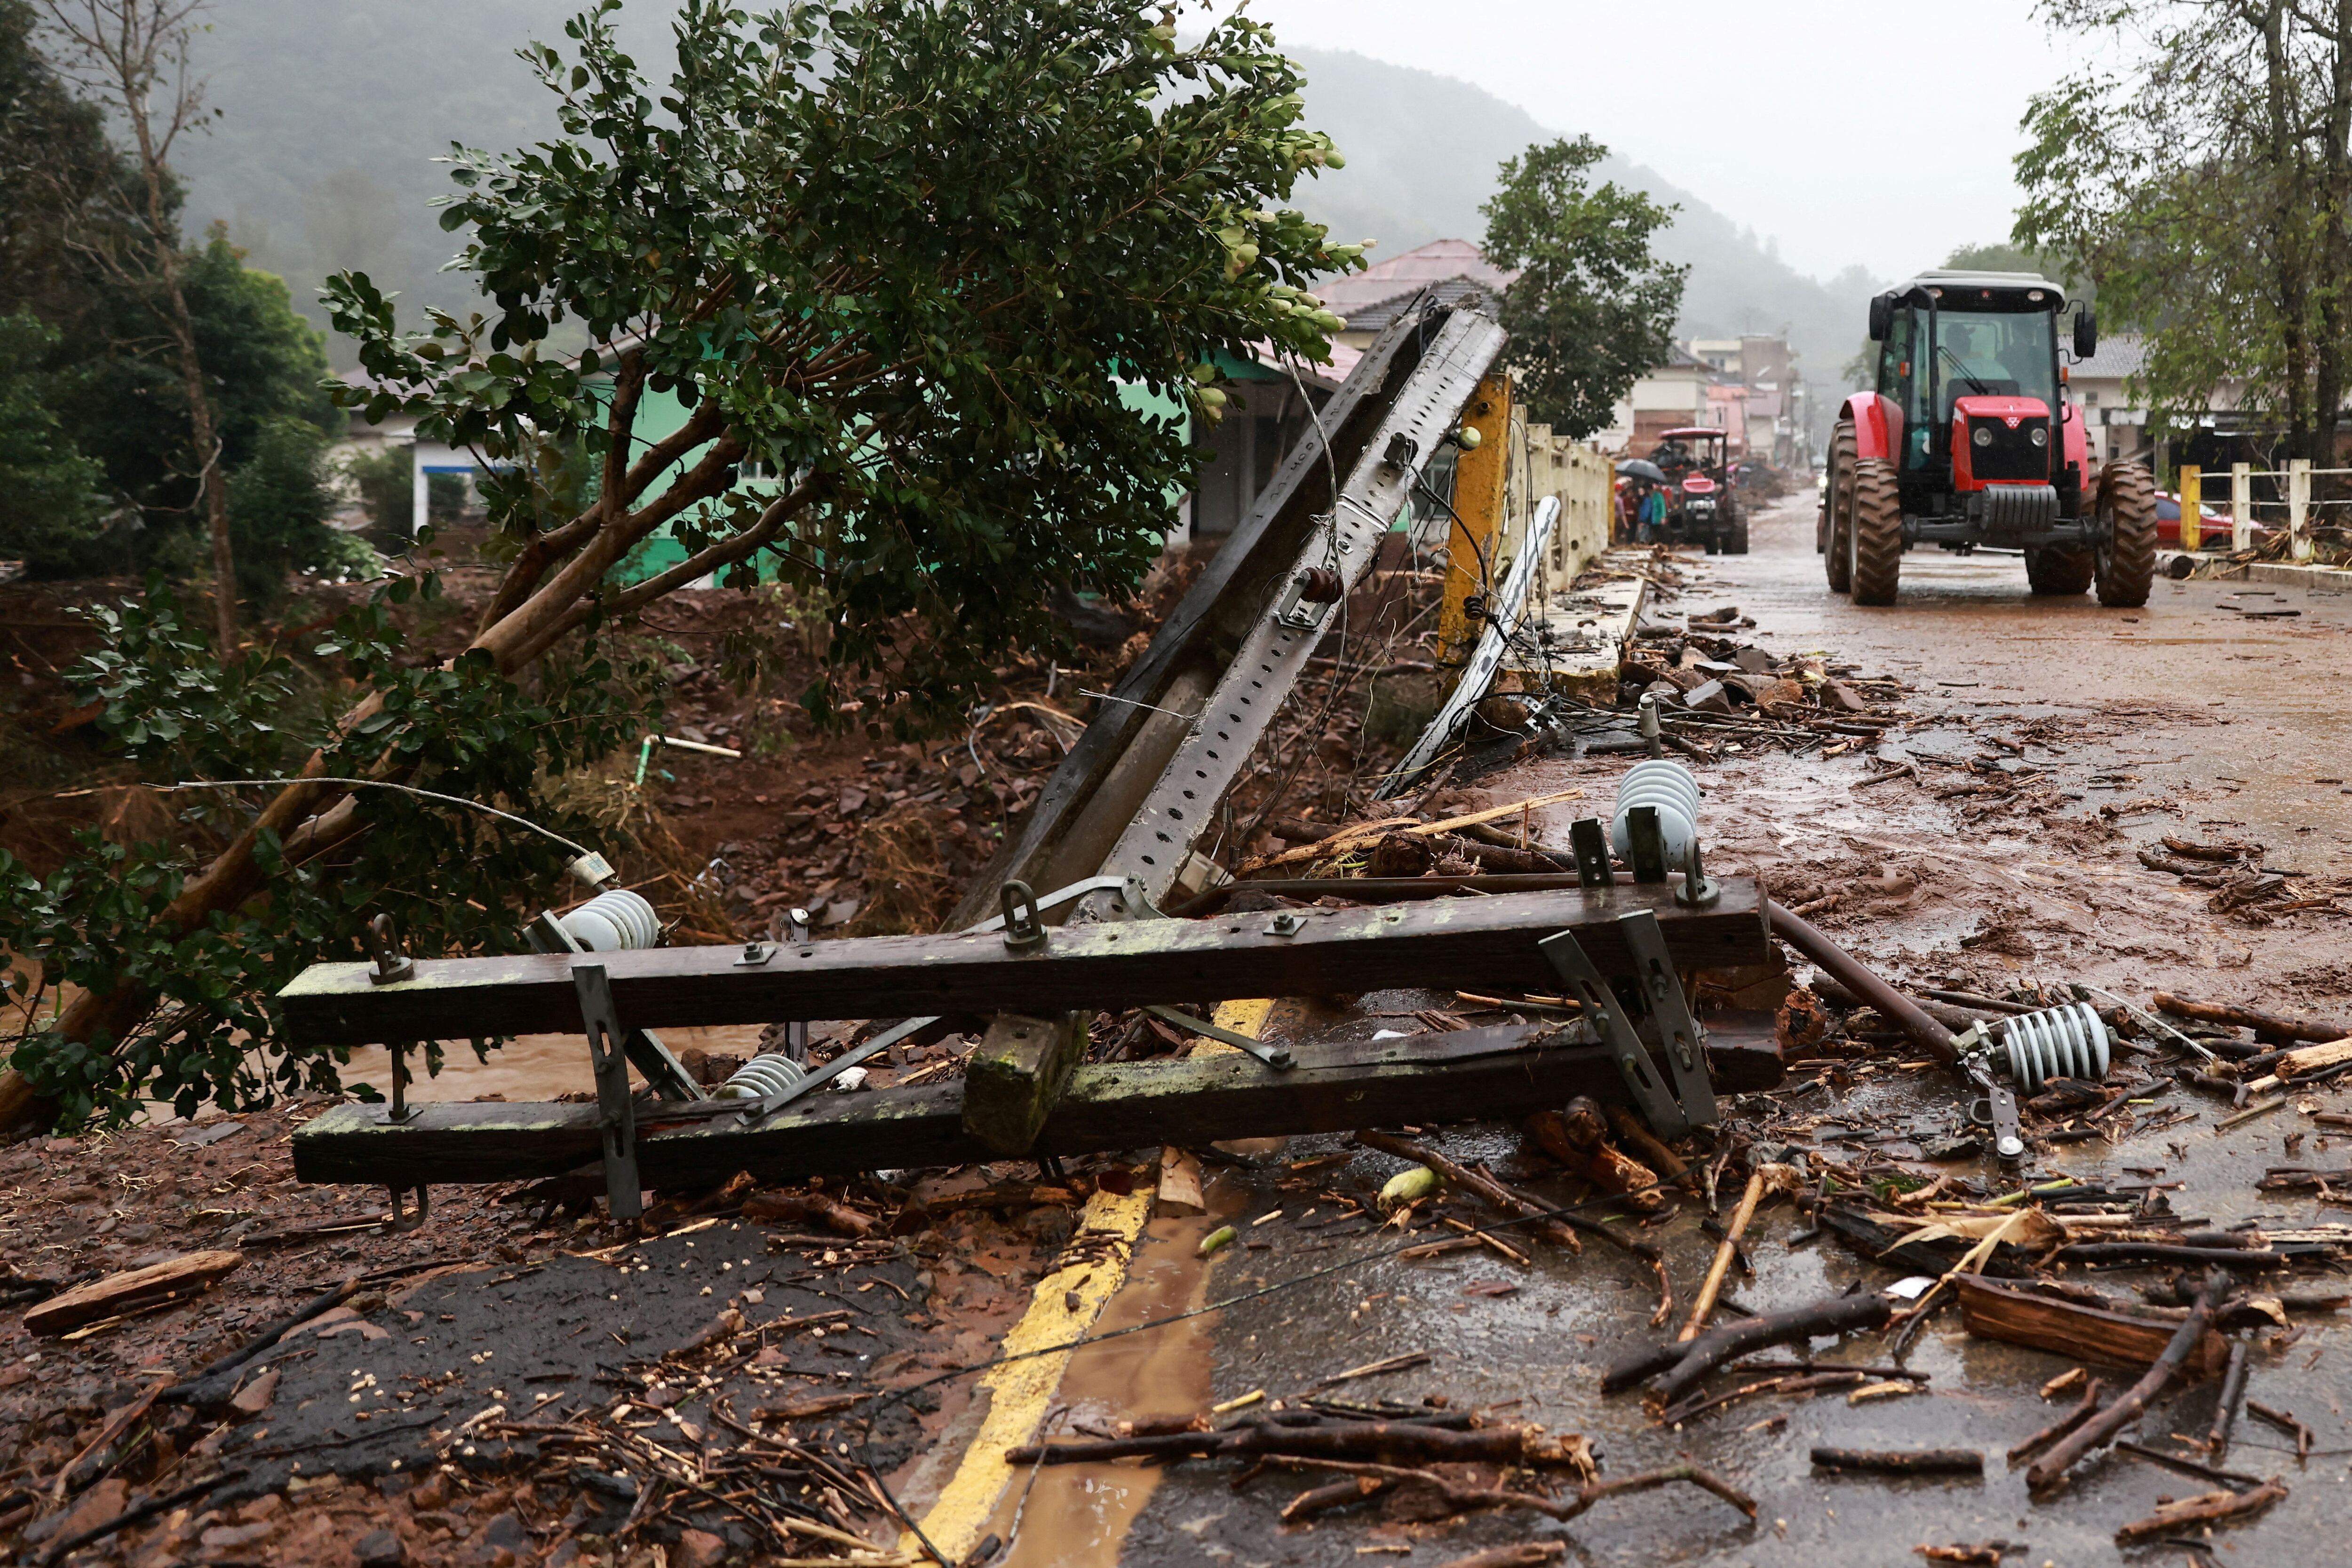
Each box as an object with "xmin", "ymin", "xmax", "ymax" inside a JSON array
[{"xmin": 604, "ymin": 375, "xmax": 1192, "ymax": 587}]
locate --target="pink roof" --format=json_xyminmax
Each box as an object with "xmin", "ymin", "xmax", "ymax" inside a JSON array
[{"xmin": 1313, "ymin": 238, "xmax": 1520, "ymax": 313}]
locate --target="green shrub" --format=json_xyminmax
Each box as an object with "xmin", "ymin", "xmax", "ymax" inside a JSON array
[{"xmin": 0, "ymin": 313, "xmax": 112, "ymax": 575}]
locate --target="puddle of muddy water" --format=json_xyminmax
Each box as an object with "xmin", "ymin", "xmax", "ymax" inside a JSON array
[
  {"xmin": 335, "ymin": 1022, "xmax": 773, "ymax": 1101},
  {"xmin": 985, "ymin": 1175, "xmax": 1235, "ymax": 1567}
]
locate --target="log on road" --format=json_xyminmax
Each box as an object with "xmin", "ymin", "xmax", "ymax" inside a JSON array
[
  {"xmin": 294, "ymin": 1022, "xmax": 1786, "ymax": 1188},
  {"xmin": 277, "ymin": 881, "xmax": 1770, "ymax": 1047},
  {"xmin": 24, "ymin": 1250, "xmax": 244, "ymax": 1337}
]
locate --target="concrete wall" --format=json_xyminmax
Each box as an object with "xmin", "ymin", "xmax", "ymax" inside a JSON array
[{"xmin": 1483, "ymin": 415, "xmax": 1611, "ymax": 582}]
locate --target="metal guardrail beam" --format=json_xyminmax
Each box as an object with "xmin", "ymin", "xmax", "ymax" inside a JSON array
[{"xmin": 1093, "ymin": 308, "xmax": 1508, "ymax": 904}]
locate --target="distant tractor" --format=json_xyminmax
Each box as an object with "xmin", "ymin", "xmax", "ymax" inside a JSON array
[
  {"xmin": 1648, "ymin": 426, "xmax": 1746, "ymax": 554},
  {"xmin": 1818, "ymin": 269, "xmax": 2153, "ymax": 606}
]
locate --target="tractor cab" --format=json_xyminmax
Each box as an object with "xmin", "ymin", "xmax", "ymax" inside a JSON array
[
  {"xmin": 1865, "ymin": 270, "xmax": 2089, "ymax": 520},
  {"xmin": 1824, "ymin": 268, "xmax": 2153, "ymax": 608}
]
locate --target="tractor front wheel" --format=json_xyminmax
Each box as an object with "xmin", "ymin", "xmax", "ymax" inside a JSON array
[
  {"xmin": 2095, "ymin": 461, "xmax": 2158, "ymax": 607},
  {"xmin": 2025, "ymin": 545, "xmax": 2094, "ymax": 595},
  {"xmin": 1824, "ymin": 423, "xmax": 1855, "ymax": 592},
  {"xmin": 1848, "ymin": 458, "xmax": 1904, "ymax": 605},
  {"xmin": 1724, "ymin": 504, "xmax": 1749, "ymax": 554}
]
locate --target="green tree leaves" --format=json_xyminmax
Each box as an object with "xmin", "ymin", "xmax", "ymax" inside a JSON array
[
  {"xmin": 0, "ymin": 312, "xmax": 110, "ymax": 572},
  {"xmin": 1481, "ymin": 135, "xmax": 1686, "ymax": 440},
  {"xmin": 2016, "ymin": 1, "xmax": 2352, "ymax": 461},
  {"xmin": 326, "ymin": 0, "xmax": 1358, "ymax": 732}
]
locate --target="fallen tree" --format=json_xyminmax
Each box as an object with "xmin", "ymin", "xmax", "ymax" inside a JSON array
[{"xmin": 0, "ymin": 0, "xmax": 1362, "ymax": 1130}]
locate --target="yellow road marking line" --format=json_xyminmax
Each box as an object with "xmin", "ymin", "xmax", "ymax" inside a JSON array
[
  {"xmin": 902, "ymin": 1183, "xmax": 1154, "ymax": 1564},
  {"xmin": 905, "ymin": 998, "xmax": 1274, "ymax": 1561},
  {"xmin": 1190, "ymin": 996, "xmax": 1275, "ymax": 1055}
]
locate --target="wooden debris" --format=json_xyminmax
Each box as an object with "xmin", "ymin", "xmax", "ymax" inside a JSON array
[
  {"xmin": 2112, "ymin": 1441, "xmax": 2270, "ymax": 1489},
  {"xmin": 1811, "ymin": 1447, "xmax": 1984, "ymax": 1475},
  {"xmin": 1607, "ymin": 1293, "xmax": 1893, "ymax": 1402},
  {"xmin": 1434, "ymin": 1546, "xmax": 1566, "ymax": 1568},
  {"xmin": 1279, "ymin": 1474, "xmax": 1393, "ymax": 1523},
  {"xmin": 1679, "ymin": 1171, "xmax": 1764, "ymax": 1341},
  {"xmin": 1657, "ymin": 1368, "xmax": 1879, "ymax": 1428},
  {"xmin": 2026, "ymin": 1272, "xmax": 2225, "ymax": 1491},
  {"xmin": 1263, "ymin": 1455, "xmax": 1755, "ymax": 1526},
  {"xmin": 24, "ymin": 1250, "xmax": 243, "ymax": 1337},
  {"xmin": 2006, "ymin": 1377, "xmax": 2104, "ymax": 1464},
  {"xmin": 739, "ymin": 1191, "xmax": 878, "ymax": 1237},
  {"xmin": 2246, "ymin": 1398, "xmax": 2314, "ymax": 1459},
  {"xmin": 1525, "ymin": 1099, "xmax": 1663, "ymax": 1210},
  {"xmin": 2153, "ymin": 991, "xmax": 2345, "ymax": 1042},
  {"xmin": 2274, "ymin": 1036, "xmax": 2352, "ymax": 1082},
  {"xmin": 1954, "ymin": 1275, "xmax": 2228, "ymax": 1377},
  {"xmin": 1605, "ymin": 1103, "xmax": 1695, "ymax": 1192},
  {"xmin": 2112, "ymin": 1478, "xmax": 2287, "ymax": 1544},
  {"xmin": 2205, "ymin": 1338, "xmax": 2251, "ymax": 1457},
  {"xmin": 1353, "ymin": 1132, "xmax": 1581, "ymax": 1257}
]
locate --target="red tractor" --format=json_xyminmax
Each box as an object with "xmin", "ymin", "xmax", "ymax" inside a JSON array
[
  {"xmin": 1650, "ymin": 426, "xmax": 1746, "ymax": 554},
  {"xmin": 1819, "ymin": 270, "xmax": 2153, "ymax": 606}
]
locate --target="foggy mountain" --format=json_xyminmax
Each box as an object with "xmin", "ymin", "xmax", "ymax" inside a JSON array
[
  {"xmin": 1282, "ymin": 46, "xmax": 1874, "ymax": 396},
  {"xmin": 166, "ymin": 4, "xmax": 1875, "ymax": 393}
]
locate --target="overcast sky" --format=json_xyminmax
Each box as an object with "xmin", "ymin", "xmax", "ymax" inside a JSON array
[{"xmin": 1204, "ymin": 0, "xmax": 2079, "ymax": 284}]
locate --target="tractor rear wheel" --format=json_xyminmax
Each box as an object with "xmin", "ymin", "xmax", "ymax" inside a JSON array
[
  {"xmin": 2025, "ymin": 545, "xmax": 2094, "ymax": 595},
  {"xmin": 1824, "ymin": 423, "xmax": 1855, "ymax": 592},
  {"xmin": 2095, "ymin": 461, "xmax": 2158, "ymax": 607},
  {"xmin": 1848, "ymin": 458, "xmax": 1904, "ymax": 605}
]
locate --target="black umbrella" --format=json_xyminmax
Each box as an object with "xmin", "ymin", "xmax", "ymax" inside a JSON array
[{"xmin": 1616, "ymin": 459, "xmax": 1667, "ymax": 483}]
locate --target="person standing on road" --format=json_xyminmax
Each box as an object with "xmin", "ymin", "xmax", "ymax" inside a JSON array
[{"xmin": 1637, "ymin": 482, "xmax": 1668, "ymax": 542}]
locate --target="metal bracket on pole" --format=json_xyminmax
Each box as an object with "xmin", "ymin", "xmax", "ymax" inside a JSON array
[
  {"xmin": 781, "ymin": 907, "xmax": 812, "ymax": 1063},
  {"xmin": 388, "ymin": 1040, "xmax": 418, "ymax": 1124},
  {"xmin": 1141, "ymin": 1004, "xmax": 1295, "ymax": 1069},
  {"xmin": 1568, "ymin": 817, "xmax": 1613, "ymax": 892},
  {"xmin": 1625, "ymin": 805, "xmax": 1671, "ymax": 884},
  {"xmin": 1617, "ymin": 909, "xmax": 1718, "ymax": 1132},
  {"xmin": 1539, "ymin": 929, "xmax": 1689, "ymax": 1137},
  {"xmin": 528, "ymin": 910, "xmax": 704, "ymax": 1102},
  {"xmin": 572, "ymin": 963, "xmax": 644, "ymax": 1222}
]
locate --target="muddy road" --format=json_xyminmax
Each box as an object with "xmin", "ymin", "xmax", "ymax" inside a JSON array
[{"xmin": 1003, "ymin": 494, "xmax": 2352, "ymax": 1568}]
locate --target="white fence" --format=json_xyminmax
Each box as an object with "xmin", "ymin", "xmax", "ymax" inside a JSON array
[{"xmin": 2178, "ymin": 458, "xmax": 2352, "ymax": 561}]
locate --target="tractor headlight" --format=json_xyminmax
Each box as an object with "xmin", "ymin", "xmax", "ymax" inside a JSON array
[
  {"xmin": 1972, "ymin": 426, "xmax": 1992, "ymax": 448},
  {"xmin": 2029, "ymin": 427, "xmax": 2048, "ymax": 447}
]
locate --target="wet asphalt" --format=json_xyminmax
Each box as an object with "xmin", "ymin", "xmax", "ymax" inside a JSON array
[{"xmin": 1004, "ymin": 495, "xmax": 2352, "ymax": 1568}]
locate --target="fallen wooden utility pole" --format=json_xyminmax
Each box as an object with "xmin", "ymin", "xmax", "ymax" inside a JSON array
[
  {"xmin": 280, "ymin": 881, "xmax": 1767, "ymax": 1046},
  {"xmin": 293, "ymin": 1020, "xmax": 1785, "ymax": 1189}
]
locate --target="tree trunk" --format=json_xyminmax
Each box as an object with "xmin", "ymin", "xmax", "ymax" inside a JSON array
[
  {"xmin": 124, "ymin": 68, "xmax": 237, "ymax": 657},
  {"xmin": 2256, "ymin": 2, "xmax": 2317, "ymax": 464},
  {"xmin": 0, "ymin": 422, "xmax": 792, "ymax": 1132},
  {"xmin": 2313, "ymin": 2, "xmax": 2352, "ymax": 484}
]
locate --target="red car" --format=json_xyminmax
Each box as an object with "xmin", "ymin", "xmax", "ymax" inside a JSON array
[{"xmin": 2154, "ymin": 491, "xmax": 2236, "ymax": 550}]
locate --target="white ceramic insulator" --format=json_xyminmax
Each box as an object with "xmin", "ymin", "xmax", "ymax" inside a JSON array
[
  {"xmin": 1610, "ymin": 759, "xmax": 1702, "ymax": 865},
  {"xmin": 2001, "ymin": 1001, "xmax": 2111, "ymax": 1088},
  {"xmin": 559, "ymin": 888, "xmax": 661, "ymax": 951},
  {"xmin": 717, "ymin": 1052, "xmax": 808, "ymax": 1099}
]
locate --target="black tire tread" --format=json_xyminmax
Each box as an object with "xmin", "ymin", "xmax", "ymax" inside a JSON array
[
  {"xmin": 2025, "ymin": 546, "xmax": 2094, "ymax": 595},
  {"xmin": 1849, "ymin": 458, "xmax": 1903, "ymax": 605},
  {"xmin": 1825, "ymin": 424, "xmax": 1855, "ymax": 592},
  {"xmin": 2096, "ymin": 462, "xmax": 2158, "ymax": 607}
]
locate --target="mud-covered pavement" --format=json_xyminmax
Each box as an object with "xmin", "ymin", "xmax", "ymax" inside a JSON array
[{"xmin": 1027, "ymin": 495, "xmax": 2352, "ymax": 1568}]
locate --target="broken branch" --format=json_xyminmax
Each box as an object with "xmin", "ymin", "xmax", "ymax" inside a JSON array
[{"xmin": 2026, "ymin": 1271, "xmax": 2225, "ymax": 1492}]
